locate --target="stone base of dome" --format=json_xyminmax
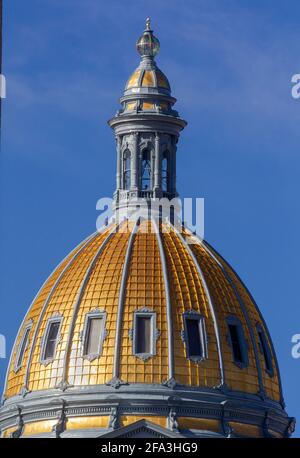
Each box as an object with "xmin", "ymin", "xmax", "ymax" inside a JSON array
[{"xmin": 0, "ymin": 384, "xmax": 294, "ymax": 438}]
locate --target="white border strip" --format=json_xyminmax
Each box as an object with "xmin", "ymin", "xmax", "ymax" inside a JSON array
[
  {"xmin": 152, "ymin": 218, "xmax": 175, "ymax": 383},
  {"xmin": 110, "ymin": 218, "xmax": 140, "ymax": 383}
]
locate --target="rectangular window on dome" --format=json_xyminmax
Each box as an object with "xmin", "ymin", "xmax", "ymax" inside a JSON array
[
  {"xmin": 82, "ymin": 311, "xmax": 106, "ymax": 360},
  {"xmin": 183, "ymin": 313, "xmax": 207, "ymax": 362},
  {"xmin": 136, "ymin": 316, "xmax": 151, "ymax": 353},
  {"xmin": 84, "ymin": 317, "xmax": 102, "ymax": 356},
  {"xmin": 14, "ymin": 324, "xmax": 31, "ymax": 372},
  {"xmin": 228, "ymin": 324, "xmax": 243, "ymax": 362},
  {"xmin": 133, "ymin": 311, "xmax": 156, "ymax": 359},
  {"xmin": 257, "ymin": 324, "xmax": 273, "ymax": 376},
  {"xmin": 41, "ymin": 318, "xmax": 62, "ymax": 364},
  {"xmin": 226, "ymin": 317, "xmax": 248, "ymax": 368}
]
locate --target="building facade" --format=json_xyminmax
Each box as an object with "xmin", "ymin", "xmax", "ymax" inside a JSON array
[{"xmin": 0, "ymin": 20, "xmax": 295, "ymax": 438}]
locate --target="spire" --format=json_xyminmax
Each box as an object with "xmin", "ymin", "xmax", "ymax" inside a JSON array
[
  {"xmin": 108, "ymin": 21, "xmax": 187, "ymax": 214},
  {"xmin": 145, "ymin": 17, "xmax": 151, "ymax": 31}
]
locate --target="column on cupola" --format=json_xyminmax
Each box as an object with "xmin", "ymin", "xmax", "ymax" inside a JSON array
[
  {"xmin": 116, "ymin": 135, "xmax": 122, "ymax": 191},
  {"xmin": 138, "ymin": 140, "xmax": 143, "ymax": 192},
  {"xmin": 170, "ymin": 136, "xmax": 177, "ymax": 195},
  {"xmin": 153, "ymin": 132, "xmax": 161, "ymax": 194},
  {"xmin": 130, "ymin": 132, "xmax": 139, "ymax": 191},
  {"xmin": 148, "ymin": 137, "xmax": 154, "ymax": 192}
]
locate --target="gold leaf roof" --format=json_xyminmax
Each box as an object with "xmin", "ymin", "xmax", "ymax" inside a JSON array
[
  {"xmin": 4, "ymin": 219, "xmax": 280, "ymax": 401},
  {"xmin": 126, "ymin": 68, "xmax": 170, "ymax": 91}
]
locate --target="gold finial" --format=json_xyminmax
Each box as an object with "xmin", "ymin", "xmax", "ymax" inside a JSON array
[{"xmin": 137, "ymin": 17, "xmax": 160, "ymax": 57}]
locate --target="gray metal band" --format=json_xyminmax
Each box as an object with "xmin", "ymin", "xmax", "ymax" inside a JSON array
[{"xmin": 0, "ymin": 382, "xmax": 290, "ymax": 438}]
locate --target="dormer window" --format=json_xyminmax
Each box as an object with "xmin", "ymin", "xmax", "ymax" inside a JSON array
[
  {"xmin": 226, "ymin": 316, "xmax": 248, "ymax": 368},
  {"xmin": 132, "ymin": 310, "xmax": 158, "ymax": 361},
  {"xmin": 182, "ymin": 312, "xmax": 207, "ymax": 362},
  {"xmin": 41, "ymin": 316, "xmax": 62, "ymax": 365},
  {"xmin": 256, "ymin": 323, "xmax": 273, "ymax": 376},
  {"xmin": 82, "ymin": 311, "xmax": 107, "ymax": 361},
  {"xmin": 14, "ymin": 323, "xmax": 32, "ymax": 372}
]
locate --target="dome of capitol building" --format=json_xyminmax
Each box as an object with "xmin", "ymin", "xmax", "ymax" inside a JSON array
[{"xmin": 0, "ymin": 19, "xmax": 295, "ymax": 439}]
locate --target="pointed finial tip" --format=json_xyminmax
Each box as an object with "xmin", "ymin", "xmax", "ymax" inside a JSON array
[{"xmin": 146, "ymin": 17, "xmax": 151, "ymax": 30}]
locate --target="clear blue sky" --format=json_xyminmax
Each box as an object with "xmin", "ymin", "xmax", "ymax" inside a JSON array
[{"xmin": 0, "ymin": 0, "xmax": 299, "ymax": 435}]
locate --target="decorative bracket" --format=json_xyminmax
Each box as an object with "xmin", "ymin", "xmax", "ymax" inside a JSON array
[
  {"xmin": 19, "ymin": 386, "xmax": 31, "ymax": 398},
  {"xmin": 10, "ymin": 407, "xmax": 24, "ymax": 438},
  {"xmin": 214, "ymin": 382, "xmax": 229, "ymax": 394},
  {"xmin": 52, "ymin": 399, "xmax": 67, "ymax": 438},
  {"xmin": 180, "ymin": 329, "xmax": 185, "ymax": 343},
  {"xmin": 257, "ymin": 387, "xmax": 267, "ymax": 401},
  {"xmin": 221, "ymin": 402, "xmax": 230, "ymax": 436},
  {"xmin": 168, "ymin": 408, "xmax": 179, "ymax": 433},
  {"xmin": 285, "ymin": 417, "xmax": 296, "ymax": 437},
  {"xmin": 105, "ymin": 376, "xmax": 128, "ymax": 389},
  {"xmin": 55, "ymin": 380, "xmax": 73, "ymax": 392},
  {"xmin": 128, "ymin": 328, "xmax": 134, "ymax": 341},
  {"xmin": 162, "ymin": 377, "xmax": 178, "ymax": 389},
  {"xmin": 108, "ymin": 407, "xmax": 119, "ymax": 430}
]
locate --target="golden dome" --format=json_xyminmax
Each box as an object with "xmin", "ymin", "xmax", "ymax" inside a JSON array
[
  {"xmin": 1, "ymin": 218, "xmax": 290, "ymax": 438},
  {"xmin": 0, "ymin": 19, "xmax": 294, "ymax": 439},
  {"xmin": 126, "ymin": 68, "xmax": 170, "ymax": 91}
]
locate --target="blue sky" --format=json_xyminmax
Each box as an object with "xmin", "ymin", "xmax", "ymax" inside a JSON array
[{"xmin": 0, "ymin": 0, "xmax": 299, "ymax": 435}]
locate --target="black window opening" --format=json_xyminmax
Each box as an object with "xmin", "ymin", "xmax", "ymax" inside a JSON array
[
  {"xmin": 123, "ymin": 150, "xmax": 131, "ymax": 190},
  {"xmin": 227, "ymin": 320, "xmax": 248, "ymax": 367},
  {"xmin": 162, "ymin": 152, "xmax": 168, "ymax": 192},
  {"xmin": 135, "ymin": 315, "xmax": 152, "ymax": 355},
  {"xmin": 15, "ymin": 326, "xmax": 31, "ymax": 371},
  {"xmin": 184, "ymin": 315, "xmax": 207, "ymax": 361},
  {"xmin": 186, "ymin": 319, "xmax": 202, "ymax": 357},
  {"xmin": 83, "ymin": 316, "xmax": 103, "ymax": 357},
  {"xmin": 43, "ymin": 321, "xmax": 60, "ymax": 361},
  {"xmin": 257, "ymin": 327, "xmax": 273, "ymax": 375},
  {"xmin": 141, "ymin": 150, "xmax": 151, "ymax": 190}
]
